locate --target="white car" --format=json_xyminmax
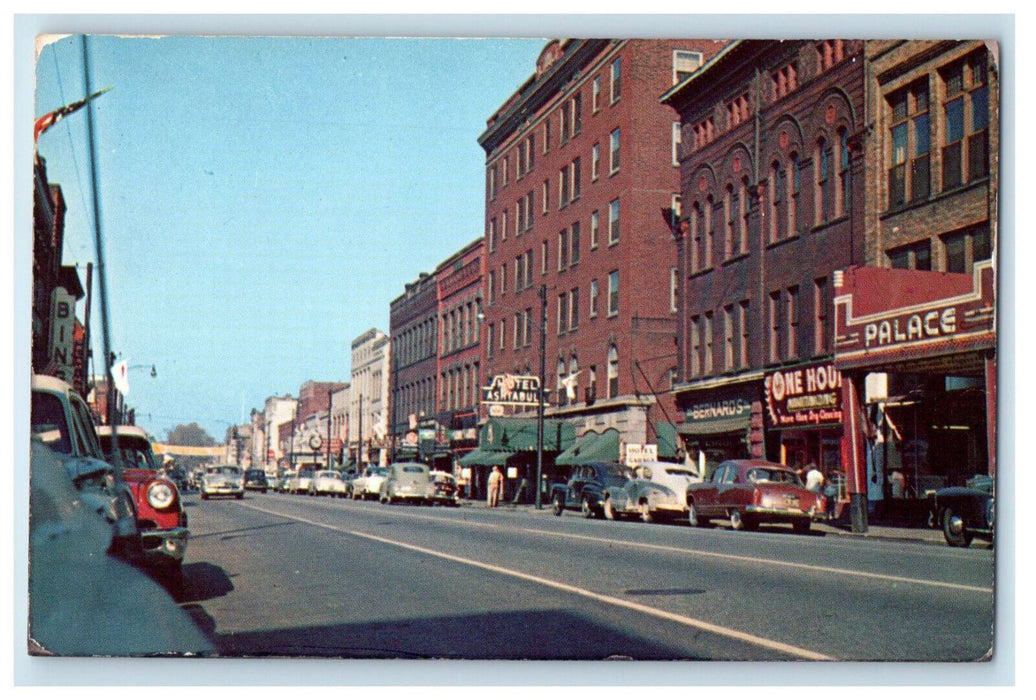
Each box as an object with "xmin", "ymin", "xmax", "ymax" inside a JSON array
[
  {"xmin": 200, "ymin": 465, "xmax": 244, "ymax": 500},
  {"xmin": 308, "ymin": 470, "xmax": 347, "ymax": 497},
  {"xmin": 351, "ymin": 466, "xmax": 388, "ymax": 500},
  {"xmin": 601, "ymin": 461, "xmax": 703, "ymax": 523}
]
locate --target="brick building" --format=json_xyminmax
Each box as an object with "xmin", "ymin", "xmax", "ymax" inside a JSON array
[
  {"xmin": 662, "ymin": 40, "xmax": 867, "ymax": 482},
  {"xmin": 831, "ymin": 40, "xmax": 998, "ymax": 529},
  {"xmin": 476, "ymin": 39, "xmax": 728, "ymax": 493},
  {"xmin": 389, "ymin": 271, "xmax": 441, "ymax": 462},
  {"xmin": 434, "ymin": 238, "xmax": 484, "ymax": 466}
]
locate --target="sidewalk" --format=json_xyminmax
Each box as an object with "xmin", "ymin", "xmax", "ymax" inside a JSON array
[{"xmin": 462, "ymin": 499, "xmax": 955, "ymax": 547}]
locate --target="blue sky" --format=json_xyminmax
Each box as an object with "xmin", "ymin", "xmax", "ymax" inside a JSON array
[{"xmin": 32, "ymin": 33, "xmax": 546, "ymax": 440}]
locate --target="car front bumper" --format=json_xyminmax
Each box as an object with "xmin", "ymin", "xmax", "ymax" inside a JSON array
[{"xmin": 141, "ymin": 526, "xmax": 189, "ymax": 564}]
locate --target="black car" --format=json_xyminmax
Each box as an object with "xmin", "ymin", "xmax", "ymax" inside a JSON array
[
  {"xmin": 930, "ymin": 474, "xmax": 994, "ymax": 547},
  {"xmin": 551, "ymin": 462, "xmax": 634, "ymax": 518},
  {"xmin": 244, "ymin": 469, "xmax": 269, "ymax": 493}
]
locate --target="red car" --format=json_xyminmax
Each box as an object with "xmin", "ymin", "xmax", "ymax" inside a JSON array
[
  {"xmin": 685, "ymin": 459, "xmax": 822, "ymax": 533},
  {"xmin": 97, "ymin": 425, "xmax": 189, "ymax": 569}
]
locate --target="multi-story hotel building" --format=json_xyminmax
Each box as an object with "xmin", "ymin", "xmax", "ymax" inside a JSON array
[{"xmin": 476, "ymin": 39, "xmax": 728, "ymax": 488}]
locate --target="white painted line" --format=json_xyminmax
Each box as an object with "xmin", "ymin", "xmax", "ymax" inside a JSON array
[{"xmin": 239, "ymin": 502, "xmax": 833, "ymax": 661}]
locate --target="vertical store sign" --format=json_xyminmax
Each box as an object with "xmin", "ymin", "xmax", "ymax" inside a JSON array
[{"xmin": 48, "ymin": 287, "xmax": 76, "ymax": 383}]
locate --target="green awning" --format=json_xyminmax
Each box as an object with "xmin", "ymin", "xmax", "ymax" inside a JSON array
[
  {"xmin": 480, "ymin": 417, "xmax": 575, "ymax": 452},
  {"xmin": 655, "ymin": 422, "xmax": 678, "ymax": 458},
  {"xmin": 678, "ymin": 413, "xmax": 750, "ymax": 436},
  {"xmin": 555, "ymin": 428, "xmax": 621, "ymax": 466},
  {"xmin": 458, "ymin": 448, "xmax": 509, "ymax": 466}
]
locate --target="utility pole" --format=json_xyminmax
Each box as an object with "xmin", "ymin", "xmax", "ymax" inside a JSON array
[
  {"xmin": 326, "ymin": 388, "xmax": 333, "ymax": 468},
  {"xmin": 535, "ymin": 283, "xmax": 547, "ymax": 510}
]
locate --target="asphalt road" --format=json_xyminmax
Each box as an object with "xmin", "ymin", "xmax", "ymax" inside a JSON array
[{"xmin": 166, "ymin": 490, "xmax": 996, "ymax": 662}]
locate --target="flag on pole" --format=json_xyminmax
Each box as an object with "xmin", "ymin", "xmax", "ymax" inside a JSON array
[
  {"xmin": 33, "ymin": 86, "xmax": 112, "ymax": 144},
  {"xmin": 112, "ymin": 359, "xmax": 130, "ymax": 396}
]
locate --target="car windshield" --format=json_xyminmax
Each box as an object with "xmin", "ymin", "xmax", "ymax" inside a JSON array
[
  {"xmin": 664, "ymin": 468, "xmax": 696, "ymax": 478},
  {"xmin": 317, "ymin": 471, "xmax": 339, "ymax": 479},
  {"xmin": 30, "ymin": 391, "xmax": 72, "ymax": 454},
  {"xmin": 746, "ymin": 467, "xmax": 801, "ymax": 485},
  {"xmin": 207, "ymin": 466, "xmax": 240, "ymax": 476},
  {"xmin": 600, "ymin": 464, "xmax": 635, "ymax": 486},
  {"xmin": 299, "ymin": 470, "xmax": 313, "ymax": 478},
  {"xmin": 374, "ymin": 468, "xmax": 388, "ymax": 476},
  {"xmin": 402, "ymin": 465, "xmax": 425, "ymax": 473}
]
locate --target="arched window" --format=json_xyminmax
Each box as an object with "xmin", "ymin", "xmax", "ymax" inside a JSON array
[
  {"xmin": 557, "ymin": 358, "xmax": 567, "ymax": 407},
  {"xmin": 790, "ymin": 152, "xmax": 801, "ymax": 235},
  {"xmin": 770, "ymin": 160, "xmax": 783, "ymax": 242},
  {"xmin": 607, "ymin": 345, "xmax": 619, "ymax": 399},
  {"xmin": 837, "ymin": 128, "xmax": 850, "ymax": 217}
]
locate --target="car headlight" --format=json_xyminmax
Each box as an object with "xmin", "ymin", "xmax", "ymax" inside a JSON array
[{"xmin": 147, "ymin": 481, "xmax": 175, "ymax": 509}]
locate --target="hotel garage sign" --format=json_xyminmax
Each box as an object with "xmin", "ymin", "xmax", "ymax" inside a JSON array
[
  {"xmin": 765, "ymin": 361, "xmax": 843, "ymax": 429},
  {"xmin": 481, "ymin": 374, "xmax": 545, "ymax": 408}
]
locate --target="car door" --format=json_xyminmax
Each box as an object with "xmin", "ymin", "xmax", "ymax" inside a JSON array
[
  {"xmin": 717, "ymin": 463, "xmax": 751, "ymax": 511},
  {"xmin": 691, "ymin": 462, "xmax": 726, "ymax": 516},
  {"xmin": 566, "ymin": 466, "xmax": 586, "ymax": 507}
]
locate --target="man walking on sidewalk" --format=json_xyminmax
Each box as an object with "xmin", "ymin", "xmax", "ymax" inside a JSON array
[{"xmin": 487, "ymin": 466, "xmax": 504, "ymax": 507}]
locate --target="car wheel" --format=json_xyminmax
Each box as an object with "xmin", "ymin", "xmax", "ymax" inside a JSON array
[
  {"xmin": 730, "ymin": 509, "xmax": 745, "ymax": 531},
  {"xmin": 236, "ymin": 493, "xmax": 243, "ymax": 500},
  {"xmin": 793, "ymin": 520, "xmax": 811, "ymax": 534},
  {"xmin": 201, "ymin": 492, "xmax": 208, "ymax": 500},
  {"xmin": 687, "ymin": 501, "xmax": 700, "ymax": 527},
  {"xmin": 942, "ymin": 507, "xmax": 973, "ymax": 547},
  {"xmin": 552, "ymin": 494, "xmax": 564, "ymax": 516},
  {"xmin": 581, "ymin": 496, "xmax": 595, "ymax": 519},
  {"xmin": 603, "ymin": 498, "xmax": 616, "ymax": 520},
  {"xmin": 639, "ymin": 501, "xmax": 653, "ymax": 524}
]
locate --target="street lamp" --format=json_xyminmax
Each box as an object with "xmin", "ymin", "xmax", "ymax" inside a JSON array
[{"xmin": 478, "ymin": 283, "xmax": 548, "ymax": 509}]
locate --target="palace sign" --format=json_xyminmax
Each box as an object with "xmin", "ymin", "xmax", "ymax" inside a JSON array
[{"xmin": 481, "ymin": 373, "xmax": 544, "ymax": 408}]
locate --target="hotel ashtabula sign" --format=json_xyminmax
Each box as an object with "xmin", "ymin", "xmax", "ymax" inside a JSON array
[{"xmin": 481, "ymin": 374, "xmax": 544, "ymax": 408}]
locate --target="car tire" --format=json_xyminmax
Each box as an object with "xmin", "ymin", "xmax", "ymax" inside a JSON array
[
  {"xmin": 730, "ymin": 509, "xmax": 749, "ymax": 531},
  {"xmin": 552, "ymin": 494, "xmax": 564, "ymax": 516},
  {"xmin": 793, "ymin": 520, "xmax": 811, "ymax": 534},
  {"xmin": 201, "ymin": 492, "xmax": 208, "ymax": 500},
  {"xmin": 603, "ymin": 499, "xmax": 616, "ymax": 520},
  {"xmin": 236, "ymin": 493, "xmax": 243, "ymax": 500},
  {"xmin": 687, "ymin": 501, "xmax": 700, "ymax": 527},
  {"xmin": 581, "ymin": 496, "xmax": 595, "ymax": 519},
  {"xmin": 639, "ymin": 501, "xmax": 653, "ymax": 524},
  {"xmin": 942, "ymin": 507, "xmax": 973, "ymax": 547}
]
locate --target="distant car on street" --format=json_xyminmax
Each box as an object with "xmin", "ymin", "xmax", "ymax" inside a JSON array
[
  {"xmin": 200, "ymin": 465, "xmax": 244, "ymax": 500},
  {"xmin": 243, "ymin": 468, "xmax": 269, "ymax": 493},
  {"xmin": 685, "ymin": 459, "xmax": 821, "ymax": 533},
  {"xmin": 380, "ymin": 462, "xmax": 434, "ymax": 505},
  {"xmin": 930, "ymin": 474, "xmax": 994, "ymax": 547},
  {"xmin": 287, "ymin": 468, "xmax": 314, "ymax": 495},
  {"xmin": 309, "ymin": 470, "xmax": 347, "ymax": 497},
  {"xmin": 601, "ymin": 460, "xmax": 701, "ymax": 523},
  {"xmin": 551, "ymin": 462, "xmax": 635, "ymax": 519},
  {"xmin": 429, "ymin": 470, "xmax": 462, "ymax": 506},
  {"xmin": 352, "ymin": 466, "xmax": 388, "ymax": 500}
]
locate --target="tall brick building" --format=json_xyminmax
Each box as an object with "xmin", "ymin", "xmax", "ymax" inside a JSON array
[
  {"xmin": 663, "ymin": 39, "xmax": 867, "ymax": 480},
  {"xmin": 476, "ymin": 39, "xmax": 728, "ymax": 491}
]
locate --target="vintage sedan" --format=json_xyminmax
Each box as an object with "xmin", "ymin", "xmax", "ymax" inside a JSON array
[
  {"xmin": 685, "ymin": 459, "xmax": 821, "ymax": 533},
  {"xmin": 309, "ymin": 470, "xmax": 347, "ymax": 497},
  {"xmin": 380, "ymin": 462, "xmax": 434, "ymax": 505},
  {"xmin": 429, "ymin": 470, "xmax": 462, "ymax": 506},
  {"xmin": 551, "ymin": 462, "xmax": 635, "ymax": 519},
  {"xmin": 97, "ymin": 424, "xmax": 189, "ymax": 569},
  {"xmin": 243, "ymin": 469, "xmax": 269, "ymax": 493},
  {"xmin": 31, "ymin": 374, "xmax": 141, "ymax": 563},
  {"xmin": 930, "ymin": 475, "xmax": 994, "ymax": 547},
  {"xmin": 352, "ymin": 466, "xmax": 389, "ymax": 500},
  {"xmin": 200, "ymin": 465, "xmax": 245, "ymax": 500},
  {"xmin": 287, "ymin": 468, "xmax": 314, "ymax": 495},
  {"xmin": 601, "ymin": 461, "xmax": 702, "ymax": 523}
]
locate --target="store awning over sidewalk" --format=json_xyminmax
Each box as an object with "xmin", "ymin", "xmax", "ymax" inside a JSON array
[
  {"xmin": 480, "ymin": 417, "xmax": 575, "ymax": 452},
  {"xmin": 555, "ymin": 428, "xmax": 620, "ymax": 466},
  {"xmin": 457, "ymin": 448, "xmax": 509, "ymax": 467}
]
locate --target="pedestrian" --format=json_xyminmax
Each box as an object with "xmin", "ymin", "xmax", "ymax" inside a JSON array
[
  {"xmin": 803, "ymin": 462, "xmax": 825, "ymax": 513},
  {"xmin": 487, "ymin": 465, "xmax": 504, "ymax": 507}
]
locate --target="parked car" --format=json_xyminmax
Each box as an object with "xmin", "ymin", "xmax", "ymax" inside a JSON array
[
  {"xmin": 551, "ymin": 462, "xmax": 635, "ymax": 519},
  {"xmin": 429, "ymin": 470, "xmax": 462, "ymax": 506},
  {"xmin": 380, "ymin": 462, "xmax": 434, "ymax": 505},
  {"xmin": 96, "ymin": 424, "xmax": 189, "ymax": 569},
  {"xmin": 200, "ymin": 464, "xmax": 244, "ymax": 499},
  {"xmin": 243, "ymin": 468, "xmax": 269, "ymax": 493},
  {"xmin": 30, "ymin": 374, "xmax": 141, "ymax": 563},
  {"xmin": 685, "ymin": 459, "xmax": 822, "ymax": 533},
  {"xmin": 352, "ymin": 465, "xmax": 388, "ymax": 500},
  {"xmin": 929, "ymin": 474, "xmax": 994, "ymax": 547},
  {"xmin": 287, "ymin": 468, "xmax": 314, "ymax": 495},
  {"xmin": 309, "ymin": 470, "xmax": 347, "ymax": 497},
  {"xmin": 602, "ymin": 461, "xmax": 702, "ymax": 523},
  {"xmin": 275, "ymin": 471, "xmax": 295, "ymax": 493}
]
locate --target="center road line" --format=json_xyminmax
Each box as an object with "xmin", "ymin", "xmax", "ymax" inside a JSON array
[
  {"xmin": 243, "ymin": 500, "xmax": 993, "ymax": 595},
  {"xmin": 240, "ymin": 501, "xmax": 832, "ymax": 660}
]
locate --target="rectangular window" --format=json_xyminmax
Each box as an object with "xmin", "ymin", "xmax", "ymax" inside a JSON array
[
  {"xmin": 703, "ymin": 312, "xmax": 714, "ymax": 374},
  {"xmin": 557, "ymin": 293, "xmax": 568, "ymax": 335},
  {"xmin": 513, "ymin": 312, "xmax": 521, "ymax": 349},
  {"xmin": 570, "ymin": 221, "xmax": 581, "ymax": 266},
  {"xmin": 500, "ymin": 263, "xmax": 508, "ymax": 296},
  {"xmin": 738, "ymin": 300, "xmax": 750, "ymax": 368},
  {"xmin": 571, "ymin": 157, "xmax": 581, "ymax": 200},
  {"xmin": 558, "ymin": 167, "xmax": 568, "ymax": 208},
  {"xmin": 569, "ymin": 288, "xmax": 580, "ymax": 331},
  {"xmin": 608, "ymin": 198, "xmax": 620, "ymax": 245},
  {"xmin": 944, "ymin": 233, "xmax": 967, "ymax": 273},
  {"xmin": 768, "ymin": 291, "xmax": 781, "ymax": 363},
  {"xmin": 592, "ymin": 143, "xmax": 600, "ymax": 180},
  {"xmin": 670, "ymin": 267, "xmax": 679, "ymax": 313},
  {"xmin": 610, "ymin": 57, "xmax": 621, "ymax": 103},
  {"xmin": 592, "ymin": 75, "xmax": 601, "ymax": 112},
  {"xmin": 558, "ymin": 229, "xmax": 569, "ymax": 271},
  {"xmin": 590, "ymin": 210, "xmax": 600, "ymax": 249},
  {"xmin": 589, "ymin": 279, "xmax": 599, "ymax": 318},
  {"xmin": 487, "ymin": 323, "xmax": 495, "ymax": 358},
  {"xmin": 609, "ymin": 128, "xmax": 621, "ymax": 174},
  {"xmin": 541, "ymin": 239, "xmax": 548, "ymax": 274},
  {"xmin": 723, "ymin": 305, "xmax": 735, "ymax": 370},
  {"xmin": 502, "ymin": 156, "xmax": 509, "ymax": 186},
  {"xmin": 571, "ymin": 92, "xmax": 582, "ymax": 136},
  {"xmin": 500, "ymin": 210, "xmax": 508, "ymax": 241},
  {"xmin": 543, "ymin": 117, "xmax": 550, "ymax": 153},
  {"xmin": 888, "ymin": 240, "xmax": 932, "ymax": 271},
  {"xmin": 525, "ymin": 249, "xmax": 534, "ymax": 288},
  {"xmin": 673, "ymin": 50, "xmax": 703, "ymax": 84},
  {"xmin": 816, "ymin": 40, "xmax": 845, "ymax": 72},
  {"xmin": 814, "ymin": 277, "xmax": 829, "ymax": 355},
  {"xmin": 607, "ymin": 270, "xmax": 619, "ymax": 317},
  {"xmin": 488, "ymin": 269, "xmax": 496, "ymax": 303},
  {"xmin": 689, "ymin": 316, "xmax": 701, "ymax": 377},
  {"xmin": 488, "ymin": 165, "xmax": 497, "ymax": 201},
  {"xmin": 672, "ymin": 122, "xmax": 682, "ymax": 166},
  {"xmin": 772, "ymin": 62, "xmax": 797, "ymax": 100},
  {"xmin": 786, "ymin": 286, "xmax": 799, "ymax": 360},
  {"xmin": 488, "ymin": 217, "xmax": 497, "ymax": 253},
  {"xmin": 559, "ymin": 102, "xmax": 569, "ymax": 144},
  {"xmin": 542, "ymin": 179, "xmax": 550, "ymax": 214},
  {"xmin": 499, "ymin": 318, "xmax": 506, "ymax": 350}
]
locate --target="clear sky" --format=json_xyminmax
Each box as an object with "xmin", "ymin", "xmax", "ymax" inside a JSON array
[{"xmin": 32, "ymin": 33, "xmax": 547, "ymax": 441}]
